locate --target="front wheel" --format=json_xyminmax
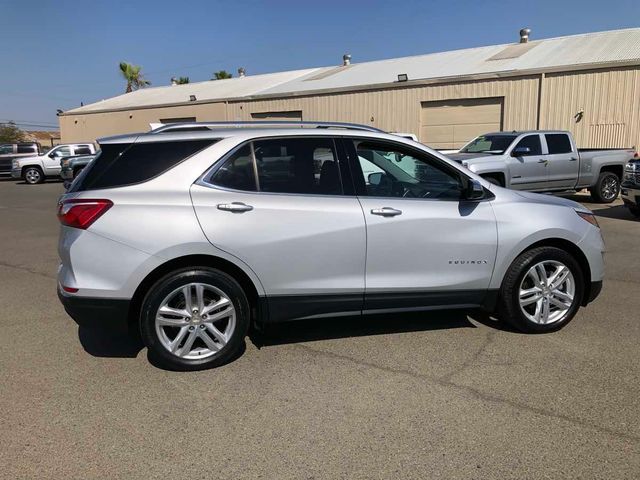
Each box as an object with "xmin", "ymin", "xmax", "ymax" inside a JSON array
[
  {"xmin": 590, "ymin": 172, "xmax": 620, "ymax": 203},
  {"xmin": 140, "ymin": 268, "xmax": 250, "ymax": 370},
  {"xmin": 497, "ymin": 247, "xmax": 584, "ymax": 333},
  {"xmin": 23, "ymin": 166, "xmax": 44, "ymax": 184}
]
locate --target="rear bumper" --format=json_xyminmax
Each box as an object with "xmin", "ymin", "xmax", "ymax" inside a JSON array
[{"xmin": 58, "ymin": 287, "xmax": 131, "ymax": 333}]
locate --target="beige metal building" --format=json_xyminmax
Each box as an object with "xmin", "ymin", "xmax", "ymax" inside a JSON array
[{"xmin": 60, "ymin": 28, "xmax": 640, "ymax": 150}]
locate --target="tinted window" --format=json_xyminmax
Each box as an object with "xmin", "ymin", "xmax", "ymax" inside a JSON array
[
  {"xmin": 74, "ymin": 146, "xmax": 92, "ymax": 155},
  {"xmin": 354, "ymin": 141, "xmax": 462, "ymax": 200},
  {"xmin": 545, "ymin": 134, "xmax": 572, "ymax": 154},
  {"xmin": 210, "ymin": 144, "xmax": 256, "ymax": 191},
  {"xmin": 71, "ymin": 140, "xmax": 215, "ymax": 192},
  {"xmin": 0, "ymin": 145, "xmax": 12, "ymax": 154},
  {"xmin": 17, "ymin": 145, "xmax": 36, "ymax": 154},
  {"xmin": 253, "ymin": 138, "xmax": 341, "ymax": 195},
  {"xmin": 513, "ymin": 135, "xmax": 542, "ymax": 156}
]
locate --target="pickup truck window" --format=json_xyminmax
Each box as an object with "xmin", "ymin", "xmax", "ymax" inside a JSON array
[
  {"xmin": 74, "ymin": 146, "xmax": 92, "ymax": 155},
  {"xmin": 460, "ymin": 134, "xmax": 516, "ymax": 155},
  {"xmin": 545, "ymin": 134, "xmax": 572, "ymax": 154},
  {"xmin": 513, "ymin": 135, "xmax": 542, "ymax": 156},
  {"xmin": 17, "ymin": 145, "xmax": 36, "ymax": 154},
  {"xmin": 0, "ymin": 145, "xmax": 13, "ymax": 154}
]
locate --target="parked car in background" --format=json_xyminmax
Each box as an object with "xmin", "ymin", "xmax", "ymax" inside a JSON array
[
  {"xmin": 57, "ymin": 121, "xmax": 604, "ymax": 370},
  {"xmin": 0, "ymin": 142, "xmax": 41, "ymax": 176},
  {"xmin": 447, "ymin": 131, "xmax": 636, "ymax": 203},
  {"xmin": 12, "ymin": 143, "xmax": 96, "ymax": 184},
  {"xmin": 621, "ymin": 158, "xmax": 640, "ymax": 218},
  {"xmin": 60, "ymin": 154, "xmax": 96, "ymax": 183}
]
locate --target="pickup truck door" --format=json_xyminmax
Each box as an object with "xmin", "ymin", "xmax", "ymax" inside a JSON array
[
  {"xmin": 43, "ymin": 146, "xmax": 71, "ymax": 175},
  {"xmin": 507, "ymin": 134, "xmax": 548, "ymax": 190},
  {"xmin": 544, "ymin": 133, "xmax": 579, "ymax": 189}
]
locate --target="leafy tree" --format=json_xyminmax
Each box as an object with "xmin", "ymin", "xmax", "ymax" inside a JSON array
[
  {"xmin": 0, "ymin": 122, "xmax": 26, "ymax": 143},
  {"xmin": 212, "ymin": 70, "xmax": 232, "ymax": 80},
  {"xmin": 119, "ymin": 62, "xmax": 151, "ymax": 93},
  {"xmin": 176, "ymin": 76, "xmax": 190, "ymax": 84}
]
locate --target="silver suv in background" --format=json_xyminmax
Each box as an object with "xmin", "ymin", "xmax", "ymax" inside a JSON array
[{"xmin": 57, "ymin": 122, "xmax": 605, "ymax": 370}]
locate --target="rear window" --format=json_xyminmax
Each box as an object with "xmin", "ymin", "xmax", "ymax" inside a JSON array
[
  {"xmin": 545, "ymin": 134, "xmax": 573, "ymax": 154},
  {"xmin": 70, "ymin": 139, "xmax": 215, "ymax": 192},
  {"xmin": 17, "ymin": 145, "xmax": 37, "ymax": 154}
]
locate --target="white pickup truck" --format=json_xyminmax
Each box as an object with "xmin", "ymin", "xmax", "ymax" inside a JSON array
[
  {"xmin": 448, "ymin": 131, "xmax": 637, "ymax": 203},
  {"xmin": 11, "ymin": 143, "xmax": 96, "ymax": 184}
]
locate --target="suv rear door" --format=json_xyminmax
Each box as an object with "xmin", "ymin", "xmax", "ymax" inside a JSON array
[
  {"xmin": 544, "ymin": 133, "xmax": 578, "ymax": 189},
  {"xmin": 344, "ymin": 138, "xmax": 497, "ymax": 312},
  {"xmin": 190, "ymin": 136, "xmax": 366, "ymax": 322}
]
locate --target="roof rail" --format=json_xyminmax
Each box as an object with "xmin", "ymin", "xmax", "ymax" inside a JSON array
[{"xmin": 150, "ymin": 121, "xmax": 384, "ymax": 134}]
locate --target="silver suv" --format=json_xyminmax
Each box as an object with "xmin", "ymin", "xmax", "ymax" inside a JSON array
[{"xmin": 57, "ymin": 122, "xmax": 604, "ymax": 370}]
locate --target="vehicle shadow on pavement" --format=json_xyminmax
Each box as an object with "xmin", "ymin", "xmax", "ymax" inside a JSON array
[
  {"xmin": 78, "ymin": 326, "xmax": 143, "ymax": 358},
  {"xmin": 250, "ymin": 309, "xmax": 480, "ymax": 348},
  {"xmin": 591, "ymin": 204, "xmax": 639, "ymax": 221}
]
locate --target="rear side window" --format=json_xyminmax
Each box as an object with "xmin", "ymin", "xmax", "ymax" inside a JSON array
[
  {"xmin": 545, "ymin": 134, "xmax": 572, "ymax": 154},
  {"xmin": 74, "ymin": 146, "xmax": 92, "ymax": 155},
  {"xmin": 17, "ymin": 145, "xmax": 36, "ymax": 154},
  {"xmin": 71, "ymin": 139, "xmax": 215, "ymax": 192}
]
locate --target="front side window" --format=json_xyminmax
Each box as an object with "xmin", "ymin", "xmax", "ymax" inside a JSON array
[
  {"xmin": 545, "ymin": 134, "xmax": 572, "ymax": 154},
  {"xmin": 513, "ymin": 135, "xmax": 542, "ymax": 156},
  {"xmin": 0, "ymin": 145, "xmax": 14, "ymax": 154},
  {"xmin": 460, "ymin": 134, "xmax": 516, "ymax": 154},
  {"xmin": 354, "ymin": 141, "xmax": 463, "ymax": 200}
]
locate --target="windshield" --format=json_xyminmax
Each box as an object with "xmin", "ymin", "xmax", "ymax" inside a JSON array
[{"xmin": 460, "ymin": 134, "xmax": 516, "ymax": 154}]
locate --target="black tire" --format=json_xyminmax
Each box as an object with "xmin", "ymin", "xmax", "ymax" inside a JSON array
[
  {"xmin": 497, "ymin": 246, "xmax": 584, "ymax": 333},
  {"xmin": 23, "ymin": 166, "xmax": 44, "ymax": 184},
  {"xmin": 483, "ymin": 175, "xmax": 504, "ymax": 187},
  {"xmin": 589, "ymin": 172, "xmax": 620, "ymax": 203},
  {"xmin": 140, "ymin": 267, "xmax": 250, "ymax": 370}
]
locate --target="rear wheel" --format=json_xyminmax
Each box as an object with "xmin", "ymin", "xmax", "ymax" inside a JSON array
[
  {"xmin": 498, "ymin": 246, "xmax": 584, "ymax": 333},
  {"xmin": 590, "ymin": 172, "xmax": 620, "ymax": 203},
  {"xmin": 140, "ymin": 267, "xmax": 249, "ymax": 370},
  {"xmin": 23, "ymin": 166, "xmax": 44, "ymax": 184}
]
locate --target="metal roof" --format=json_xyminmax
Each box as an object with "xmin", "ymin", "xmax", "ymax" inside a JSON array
[{"xmin": 66, "ymin": 28, "xmax": 640, "ymax": 115}]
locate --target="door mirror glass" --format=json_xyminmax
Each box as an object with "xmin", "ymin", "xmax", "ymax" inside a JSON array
[
  {"xmin": 465, "ymin": 179, "xmax": 485, "ymax": 200},
  {"xmin": 368, "ymin": 172, "xmax": 383, "ymax": 186},
  {"xmin": 512, "ymin": 146, "xmax": 531, "ymax": 156}
]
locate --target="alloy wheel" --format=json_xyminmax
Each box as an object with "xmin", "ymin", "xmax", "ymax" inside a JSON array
[
  {"xmin": 154, "ymin": 282, "xmax": 236, "ymax": 360},
  {"xmin": 519, "ymin": 260, "xmax": 575, "ymax": 325},
  {"xmin": 25, "ymin": 168, "xmax": 41, "ymax": 184},
  {"xmin": 601, "ymin": 176, "xmax": 619, "ymax": 201}
]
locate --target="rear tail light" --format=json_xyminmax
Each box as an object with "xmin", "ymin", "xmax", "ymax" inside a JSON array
[{"xmin": 57, "ymin": 199, "xmax": 113, "ymax": 229}]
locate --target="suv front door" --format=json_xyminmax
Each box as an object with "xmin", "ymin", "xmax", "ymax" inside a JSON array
[
  {"xmin": 507, "ymin": 134, "xmax": 548, "ymax": 190},
  {"xmin": 191, "ymin": 136, "xmax": 366, "ymax": 322},
  {"xmin": 345, "ymin": 138, "xmax": 498, "ymax": 312}
]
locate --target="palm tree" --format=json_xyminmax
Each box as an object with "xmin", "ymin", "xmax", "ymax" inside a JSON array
[
  {"xmin": 212, "ymin": 70, "xmax": 232, "ymax": 80},
  {"xmin": 176, "ymin": 76, "xmax": 190, "ymax": 84},
  {"xmin": 119, "ymin": 62, "xmax": 151, "ymax": 93}
]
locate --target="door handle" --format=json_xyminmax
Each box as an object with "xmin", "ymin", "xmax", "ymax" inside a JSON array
[
  {"xmin": 371, "ymin": 207, "xmax": 402, "ymax": 217},
  {"xmin": 537, "ymin": 159, "xmax": 548, "ymax": 164},
  {"xmin": 569, "ymin": 157, "xmax": 578, "ymax": 161},
  {"xmin": 217, "ymin": 202, "xmax": 253, "ymax": 213}
]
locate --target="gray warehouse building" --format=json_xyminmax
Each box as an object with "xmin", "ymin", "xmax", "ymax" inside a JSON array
[{"xmin": 60, "ymin": 28, "xmax": 640, "ymax": 150}]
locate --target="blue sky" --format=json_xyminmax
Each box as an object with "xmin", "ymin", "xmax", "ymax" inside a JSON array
[{"xmin": 1, "ymin": 0, "xmax": 639, "ymax": 130}]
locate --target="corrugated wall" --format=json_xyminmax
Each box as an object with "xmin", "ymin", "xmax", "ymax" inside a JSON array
[
  {"xmin": 227, "ymin": 75, "xmax": 540, "ymax": 138},
  {"xmin": 540, "ymin": 66, "xmax": 640, "ymax": 148}
]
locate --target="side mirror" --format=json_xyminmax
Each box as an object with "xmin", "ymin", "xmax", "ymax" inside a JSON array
[
  {"xmin": 368, "ymin": 172, "xmax": 383, "ymax": 186},
  {"xmin": 48, "ymin": 152, "xmax": 55, "ymax": 158},
  {"xmin": 512, "ymin": 146, "xmax": 531, "ymax": 156},
  {"xmin": 465, "ymin": 179, "xmax": 485, "ymax": 200}
]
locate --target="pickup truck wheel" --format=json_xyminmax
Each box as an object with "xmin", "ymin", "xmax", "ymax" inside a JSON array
[
  {"xmin": 590, "ymin": 172, "xmax": 620, "ymax": 203},
  {"xmin": 140, "ymin": 267, "xmax": 250, "ymax": 370},
  {"xmin": 498, "ymin": 246, "xmax": 584, "ymax": 333},
  {"xmin": 23, "ymin": 166, "xmax": 44, "ymax": 185}
]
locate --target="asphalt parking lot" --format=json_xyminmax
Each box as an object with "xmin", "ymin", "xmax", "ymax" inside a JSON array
[{"xmin": 1, "ymin": 178, "xmax": 639, "ymax": 479}]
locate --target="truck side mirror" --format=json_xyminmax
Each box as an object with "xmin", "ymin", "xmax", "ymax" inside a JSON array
[{"xmin": 512, "ymin": 147, "xmax": 531, "ymax": 156}]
